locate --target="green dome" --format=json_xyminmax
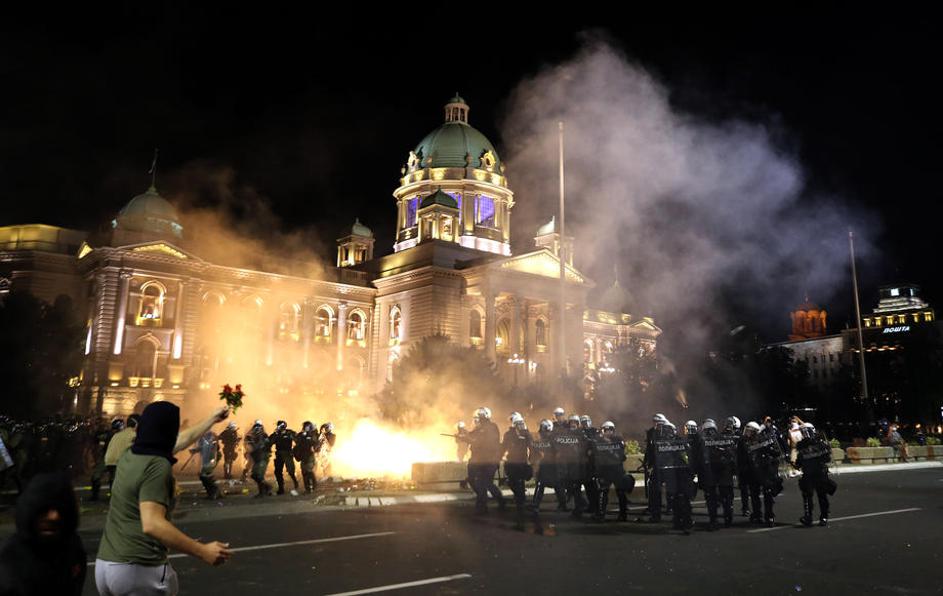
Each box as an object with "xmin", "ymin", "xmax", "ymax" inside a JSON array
[
  {"xmin": 343, "ymin": 218, "xmax": 374, "ymax": 238},
  {"xmin": 113, "ymin": 186, "xmax": 183, "ymax": 238},
  {"xmin": 414, "ymin": 122, "xmax": 500, "ymax": 169}
]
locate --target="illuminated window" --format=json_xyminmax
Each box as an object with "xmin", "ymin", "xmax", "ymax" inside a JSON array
[
  {"xmin": 536, "ymin": 319, "xmax": 548, "ymax": 347},
  {"xmin": 469, "ymin": 309, "xmax": 482, "ymax": 339},
  {"xmin": 864, "ymin": 318, "xmax": 872, "ymax": 327},
  {"xmin": 278, "ymin": 303, "xmax": 301, "ymax": 341},
  {"xmin": 315, "ymin": 306, "xmax": 334, "ymax": 340},
  {"xmin": 925, "ymin": 311, "xmax": 934, "ymax": 322},
  {"xmin": 137, "ymin": 282, "xmax": 165, "ymax": 325},
  {"xmin": 389, "ymin": 306, "xmax": 402, "ymax": 343},
  {"xmin": 584, "ymin": 339, "xmax": 594, "ymax": 363},
  {"xmin": 347, "ymin": 311, "xmax": 365, "ymax": 341},
  {"xmin": 496, "ymin": 318, "xmax": 510, "ymax": 351},
  {"xmin": 475, "ymin": 195, "xmax": 496, "ymax": 228},
  {"xmin": 405, "ymin": 198, "xmax": 418, "ymax": 228},
  {"xmin": 913, "ymin": 313, "xmax": 921, "ymax": 323},
  {"xmin": 890, "ymin": 288, "xmax": 900, "ymax": 297}
]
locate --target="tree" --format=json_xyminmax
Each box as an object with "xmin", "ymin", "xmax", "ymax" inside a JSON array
[
  {"xmin": 374, "ymin": 334, "xmax": 509, "ymax": 428},
  {"xmin": 0, "ymin": 291, "xmax": 84, "ymax": 418}
]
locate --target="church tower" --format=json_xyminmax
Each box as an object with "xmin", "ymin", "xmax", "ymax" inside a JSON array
[
  {"xmin": 789, "ymin": 296, "xmax": 827, "ymax": 340},
  {"xmin": 392, "ymin": 94, "xmax": 514, "ymax": 256}
]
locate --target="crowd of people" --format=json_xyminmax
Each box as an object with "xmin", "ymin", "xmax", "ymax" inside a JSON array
[{"xmin": 454, "ymin": 407, "xmax": 837, "ymax": 533}]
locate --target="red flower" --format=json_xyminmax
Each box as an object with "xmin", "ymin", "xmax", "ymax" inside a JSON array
[
  {"xmin": 234, "ymin": 384, "xmax": 242, "ymax": 392},
  {"xmin": 222, "ymin": 384, "xmax": 233, "ymax": 394}
]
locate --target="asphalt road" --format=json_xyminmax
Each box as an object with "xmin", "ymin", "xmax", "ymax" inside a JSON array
[{"xmin": 78, "ymin": 468, "xmax": 942, "ymax": 596}]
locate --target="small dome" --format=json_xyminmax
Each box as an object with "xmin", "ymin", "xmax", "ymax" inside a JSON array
[
  {"xmin": 342, "ymin": 218, "xmax": 373, "ymax": 238},
  {"xmin": 536, "ymin": 216, "xmax": 556, "ymax": 236},
  {"xmin": 412, "ymin": 96, "xmax": 501, "ymax": 170},
  {"xmin": 113, "ymin": 185, "xmax": 183, "ymax": 238}
]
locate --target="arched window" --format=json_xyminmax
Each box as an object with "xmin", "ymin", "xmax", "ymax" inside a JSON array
[
  {"xmin": 603, "ymin": 340, "xmax": 614, "ymax": 355},
  {"xmin": 315, "ymin": 306, "xmax": 334, "ymax": 341},
  {"xmin": 279, "ymin": 303, "xmax": 301, "ymax": 341},
  {"xmin": 389, "ymin": 306, "xmax": 402, "ymax": 343},
  {"xmin": 347, "ymin": 310, "xmax": 366, "ymax": 341},
  {"xmin": 536, "ymin": 319, "xmax": 548, "ymax": 347},
  {"xmin": 496, "ymin": 318, "xmax": 510, "ymax": 351},
  {"xmin": 469, "ymin": 309, "xmax": 482, "ymax": 340},
  {"xmin": 584, "ymin": 339, "xmax": 595, "ymax": 364},
  {"xmin": 138, "ymin": 282, "xmax": 165, "ymax": 325}
]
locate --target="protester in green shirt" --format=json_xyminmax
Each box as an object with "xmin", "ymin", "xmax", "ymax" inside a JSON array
[{"xmin": 95, "ymin": 403, "xmax": 232, "ymax": 596}]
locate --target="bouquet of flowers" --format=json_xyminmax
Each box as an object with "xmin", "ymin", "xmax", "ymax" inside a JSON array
[{"xmin": 219, "ymin": 383, "xmax": 245, "ymax": 413}]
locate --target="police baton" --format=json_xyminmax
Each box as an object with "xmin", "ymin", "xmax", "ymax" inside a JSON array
[{"xmin": 180, "ymin": 450, "xmax": 197, "ymax": 472}]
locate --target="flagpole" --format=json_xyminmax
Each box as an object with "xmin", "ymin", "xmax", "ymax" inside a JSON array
[
  {"xmin": 849, "ymin": 230, "xmax": 870, "ymax": 409},
  {"xmin": 558, "ymin": 121, "xmax": 567, "ymax": 377}
]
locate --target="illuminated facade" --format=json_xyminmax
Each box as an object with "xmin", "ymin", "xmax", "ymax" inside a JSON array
[{"xmin": 0, "ymin": 95, "xmax": 659, "ymax": 416}]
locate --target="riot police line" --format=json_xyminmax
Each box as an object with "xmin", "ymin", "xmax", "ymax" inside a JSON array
[
  {"xmin": 453, "ymin": 408, "xmax": 837, "ymax": 532},
  {"xmin": 0, "ymin": 415, "xmax": 338, "ymax": 502}
]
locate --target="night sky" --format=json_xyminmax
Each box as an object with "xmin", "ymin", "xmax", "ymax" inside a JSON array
[{"xmin": 1, "ymin": 6, "xmax": 938, "ymax": 340}]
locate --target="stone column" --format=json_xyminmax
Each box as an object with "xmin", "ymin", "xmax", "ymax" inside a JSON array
[
  {"xmin": 113, "ymin": 271, "xmax": 132, "ymax": 355},
  {"xmin": 301, "ymin": 299, "xmax": 313, "ymax": 369},
  {"xmin": 336, "ymin": 302, "xmax": 348, "ymax": 371},
  {"xmin": 172, "ymin": 280, "xmax": 185, "ymax": 360},
  {"xmin": 509, "ymin": 296, "xmax": 521, "ymax": 356},
  {"xmin": 265, "ymin": 301, "xmax": 276, "ymax": 367},
  {"xmin": 485, "ymin": 290, "xmax": 496, "ymax": 363}
]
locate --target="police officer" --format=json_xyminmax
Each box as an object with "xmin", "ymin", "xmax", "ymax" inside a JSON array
[
  {"xmin": 795, "ymin": 422, "xmax": 834, "ymax": 527},
  {"xmin": 549, "ymin": 408, "xmax": 570, "ymax": 510},
  {"xmin": 317, "ymin": 422, "xmax": 337, "ymax": 479},
  {"xmin": 695, "ymin": 418, "xmax": 738, "ymax": 529},
  {"xmin": 502, "ymin": 413, "xmax": 533, "ymax": 519},
  {"xmin": 744, "ymin": 421, "xmax": 782, "ymax": 526},
  {"xmin": 727, "ymin": 415, "xmax": 752, "ymax": 518},
  {"xmin": 219, "ymin": 421, "xmax": 240, "ymax": 480},
  {"xmin": 455, "ymin": 421, "xmax": 469, "ymax": 462},
  {"xmin": 246, "ymin": 420, "xmax": 273, "ymax": 497},
  {"xmin": 552, "ymin": 415, "xmax": 587, "ymax": 517},
  {"xmin": 663, "ymin": 422, "xmax": 695, "ymax": 533},
  {"xmin": 644, "ymin": 413, "xmax": 670, "ymax": 521},
  {"xmin": 270, "ymin": 420, "xmax": 299, "ymax": 495},
  {"xmin": 579, "ymin": 415, "xmax": 599, "ymax": 516},
  {"xmin": 90, "ymin": 418, "xmax": 122, "ymax": 501},
  {"xmin": 295, "ymin": 421, "xmax": 319, "ymax": 494},
  {"xmin": 465, "ymin": 407, "xmax": 504, "ymax": 513},
  {"xmin": 591, "ymin": 421, "xmax": 632, "ymax": 522},
  {"xmin": 190, "ymin": 430, "xmax": 221, "ymax": 499},
  {"xmin": 530, "ymin": 419, "xmax": 555, "ymax": 511}
]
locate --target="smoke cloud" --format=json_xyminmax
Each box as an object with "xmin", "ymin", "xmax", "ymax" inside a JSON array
[{"xmin": 500, "ymin": 39, "xmax": 879, "ymax": 422}]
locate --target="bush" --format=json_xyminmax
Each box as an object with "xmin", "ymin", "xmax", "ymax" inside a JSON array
[
  {"xmin": 866, "ymin": 437, "xmax": 881, "ymax": 447},
  {"xmin": 829, "ymin": 438, "xmax": 841, "ymax": 449},
  {"xmin": 625, "ymin": 439, "xmax": 641, "ymax": 455},
  {"xmin": 927, "ymin": 436, "xmax": 941, "ymax": 446}
]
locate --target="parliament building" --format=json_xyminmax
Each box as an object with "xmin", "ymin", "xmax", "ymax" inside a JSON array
[{"xmin": 1, "ymin": 95, "xmax": 660, "ymax": 416}]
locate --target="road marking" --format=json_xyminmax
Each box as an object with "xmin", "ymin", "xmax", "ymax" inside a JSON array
[
  {"xmin": 325, "ymin": 573, "xmax": 472, "ymax": 596},
  {"xmin": 747, "ymin": 508, "xmax": 922, "ymax": 533},
  {"xmin": 87, "ymin": 531, "xmax": 394, "ymax": 566},
  {"xmin": 829, "ymin": 461, "xmax": 942, "ymax": 474}
]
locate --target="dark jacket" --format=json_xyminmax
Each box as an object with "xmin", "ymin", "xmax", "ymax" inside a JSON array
[{"xmin": 0, "ymin": 472, "xmax": 86, "ymax": 596}]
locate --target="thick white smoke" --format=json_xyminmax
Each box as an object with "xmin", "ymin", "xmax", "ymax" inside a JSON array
[{"xmin": 500, "ymin": 39, "xmax": 878, "ymax": 417}]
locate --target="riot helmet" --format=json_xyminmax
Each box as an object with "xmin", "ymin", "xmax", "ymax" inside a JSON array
[
  {"xmin": 579, "ymin": 415, "xmax": 592, "ymax": 429},
  {"xmin": 510, "ymin": 412, "xmax": 526, "ymax": 430},
  {"xmin": 724, "ymin": 416, "xmax": 741, "ymax": 432},
  {"xmin": 800, "ymin": 422, "xmax": 816, "ymax": 440},
  {"xmin": 702, "ymin": 418, "xmax": 717, "ymax": 433},
  {"xmin": 276, "ymin": 420, "xmax": 287, "ymax": 431},
  {"xmin": 601, "ymin": 421, "xmax": 616, "ymax": 434},
  {"xmin": 111, "ymin": 418, "xmax": 125, "ymax": 431},
  {"xmin": 456, "ymin": 421, "xmax": 466, "ymax": 431},
  {"xmin": 539, "ymin": 419, "xmax": 553, "ymax": 433},
  {"xmin": 744, "ymin": 421, "xmax": 761, "ymax": 437},
  {"xmin": 568, "ymin": 415, "xmax": 581, "ymax": 430},
  {"xmin": 553, "ymin": 407, "xmax": 566, "ymax": 422},
  {"xmin": 302, "ymin": 421, "xmax": 315, "ymax": 432},
  {"xmin": 684, "ymin": 420, "xmax": 698, "ymax": 435}
]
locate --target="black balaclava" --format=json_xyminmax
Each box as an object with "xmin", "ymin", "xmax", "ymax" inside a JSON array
[
  {"xmin": 131, "ymin": 401, "xmax": 180, "ymax": 464},
  {"xmin": 14, "ymin": 471, "xmax": 79, "ymax": 549}
]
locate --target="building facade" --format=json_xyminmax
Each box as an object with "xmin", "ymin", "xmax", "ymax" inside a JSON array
[{"xmin": 1, "ymin": 95, "xmax": 660, "ymax": 417}]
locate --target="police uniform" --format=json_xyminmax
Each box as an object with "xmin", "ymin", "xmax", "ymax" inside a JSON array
[
  {"xmin": 745, "ymin": 427, "xmax": 783, "ymax": 525},
  {"xmin": 466, "ymin": 419, "xmax": 504, "ymax": 512},
  {"xmin": 218, "ymin": 426, "xmax": 240, "ymax": 480},
  {"xmin": 246, "ymin": 426, "xmax": 273, "ymax": 496},
  {"xmin": 795, "ymin": 431, "xmax": 834, "ymax": 526},
  {"xmin": 590, "ymin": 431, "xmax": 632, "ymax": 521},
  {"xmin": 294, "ymin": 426, "xmax": 319, "ymax": 493},
  {"xmin": 551, "ymin": 425, "xmax": 586, "ymax": 516},
  {"xmin": 530, "ymin": 429, "xmax": 556, "ymax": 511},
  {"xmin": 501, "ymin": 426, "xmax": 533, "ymax": 514},
  {"xmin": 269, "ymin": 425, "xmax": 299, "ymax": 494}
]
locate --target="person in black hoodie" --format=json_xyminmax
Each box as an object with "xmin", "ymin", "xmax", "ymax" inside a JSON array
[{"xmin": 0, "ymin": 471, "xmax": 86, "ymax": 596}]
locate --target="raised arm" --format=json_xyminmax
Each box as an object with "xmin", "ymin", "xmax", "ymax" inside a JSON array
[{"xmin": 174, "ymin": 407, "xmax": 229, "ymax": 454}]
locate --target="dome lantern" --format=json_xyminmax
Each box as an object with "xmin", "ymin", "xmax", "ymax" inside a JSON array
[{"xmin": 444, "ymin": 93, "xmax": 469, "ymax": 124}]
